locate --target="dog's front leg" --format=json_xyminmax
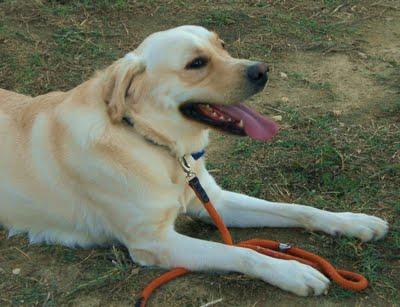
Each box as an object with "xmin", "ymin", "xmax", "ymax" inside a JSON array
[
  {"xmin": 187, "ymin": 172, "xmax": 388, "ymax": 242},
  {"xmin": 129, "ymin": 229, "xmax": 330, "ymax": 296}
]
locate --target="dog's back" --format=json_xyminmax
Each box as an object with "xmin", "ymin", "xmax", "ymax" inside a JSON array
[
  {"xmin": 0, "ymin": 88, "xmax": 87, "ymax": 243},
  {"xmin": 0, "ymin": 89, "xmax": 31, "ymax": 113}
]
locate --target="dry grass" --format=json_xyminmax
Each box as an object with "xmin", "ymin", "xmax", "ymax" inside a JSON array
[{"xmin": 0, "ymin": 0, "xmax": 399, "ymax": 306}]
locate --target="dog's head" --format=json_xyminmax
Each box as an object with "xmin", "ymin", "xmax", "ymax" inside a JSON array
[{"xmin": 102, "ymin": 26, "xmax": 278, "ymax": 152}]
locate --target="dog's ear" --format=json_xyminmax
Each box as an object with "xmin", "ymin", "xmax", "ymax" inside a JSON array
[{"xmin": 102, "ymin": 53, "xmax": 145, "ymax": 123}]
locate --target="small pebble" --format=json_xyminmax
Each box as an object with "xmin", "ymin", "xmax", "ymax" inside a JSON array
[
  {"xmin": 357, "ymin": 52, "xmax": 368, "ymax": 59},
  {"xmin": 280, "ymin": 72, "xmax": 288, "ymax": 79},
  {"xmin": 12, "ymin": 268, "xmax": 21, "ymax": 275},
  {"xmin": 272, "ymin": 115, "xmax": 283, "ymax": 121}
]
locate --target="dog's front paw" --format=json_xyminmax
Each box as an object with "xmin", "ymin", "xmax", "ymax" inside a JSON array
[
  {"xmin": 325, "ymin": 212, "xmax": 388, "ymax": 242},
  {"xmin": 259, "ymin": 259, "xmax": 330, "ymax": 296}
]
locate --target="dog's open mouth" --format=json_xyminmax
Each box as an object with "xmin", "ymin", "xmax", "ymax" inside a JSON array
[{"xmin": 179, "ymin": 103, "xmax": 279, "ymax": 141}]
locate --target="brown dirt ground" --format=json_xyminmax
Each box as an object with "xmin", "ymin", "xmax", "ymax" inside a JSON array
[{"xmin": 0, "ymin": 1, "xmax": 399, "ymax": 307}]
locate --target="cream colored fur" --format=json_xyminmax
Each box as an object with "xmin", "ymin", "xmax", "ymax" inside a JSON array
[{"xmin": 0, "ymin": 26, "xmax": 388, "ymax": 296}]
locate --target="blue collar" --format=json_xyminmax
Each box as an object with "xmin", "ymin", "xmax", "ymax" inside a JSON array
[{"xmin": 191, "ymin": 149, "xmax": 206, "ymax": 160}]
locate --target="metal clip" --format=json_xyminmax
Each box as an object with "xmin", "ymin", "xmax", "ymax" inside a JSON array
[
  {"xmin": 278, "ymin": 242, "xmax": 292, "ymax": 252},
  {"xmin": 178, "ymin": 155, "xmax": 197, "ymax": 181}
]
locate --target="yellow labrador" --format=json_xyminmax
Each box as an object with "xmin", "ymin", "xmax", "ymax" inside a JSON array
[{"xmin": 0, "ymin": 25, "xmax": 388, "ymax": 296}]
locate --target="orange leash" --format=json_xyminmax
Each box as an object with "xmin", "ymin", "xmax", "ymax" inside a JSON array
[{"xmin": 135, "ymin": 163, "xmax": 368, "ymax": 307}]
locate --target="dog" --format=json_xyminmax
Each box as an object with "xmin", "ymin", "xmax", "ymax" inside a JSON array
[{"xmin": 0, "ymin": 25, "xmax": 388, "ymax": 296}]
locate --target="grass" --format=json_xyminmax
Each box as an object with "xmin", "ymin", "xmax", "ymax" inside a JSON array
[{"xmin": 0, "ymin": 0, "xmax": 399, "ymax": 306}]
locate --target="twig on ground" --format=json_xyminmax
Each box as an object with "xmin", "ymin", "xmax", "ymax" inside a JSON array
[
  {"xmin": 331, "ymin": 4, "xmax": 346, "ymax": 14},
  {"xmin": 200, "ymin": 298, "xmax": 223, "ymax": 307},
  {"xmin": 13, "ymin": 247, "xmax": 31, "ymax": 260}
]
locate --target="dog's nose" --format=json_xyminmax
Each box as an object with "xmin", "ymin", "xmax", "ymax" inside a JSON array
[{"xmin": 247, "ymin": 62, "xmax": 269, "ymax": 86}]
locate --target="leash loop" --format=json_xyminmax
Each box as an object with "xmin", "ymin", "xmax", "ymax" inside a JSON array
[{"xmin": 135, "ymin": 157, "xmax": 369, "ymax": 306}]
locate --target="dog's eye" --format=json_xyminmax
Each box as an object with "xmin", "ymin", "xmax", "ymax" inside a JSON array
[{"xmin": 186, "ymin": 57, "xmax": 208, "ymax": 70}]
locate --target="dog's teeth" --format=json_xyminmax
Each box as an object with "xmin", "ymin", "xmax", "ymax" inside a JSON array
[
  {"xmin": 212, "ymin": 112, "xmax": 217, "ymax": 117},
  {"xmin": 238, "ymin": 120, "xmax": 244, "ymax": 128},
  {"xmin": 227, "ymin": 118, "xmax": 232, "ymax": 122},
  {"xmin": 220, "ymin": 116, "xmax": 225, "ymax": 120}
]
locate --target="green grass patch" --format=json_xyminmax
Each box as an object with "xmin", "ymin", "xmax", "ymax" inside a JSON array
[{"xmin": 0, "ymin": 0, "xmax": 398, "ymax": 306}]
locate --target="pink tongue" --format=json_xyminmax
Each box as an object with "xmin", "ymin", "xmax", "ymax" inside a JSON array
[{"xmin": 214, "ymin": 104, "xmax": 279, "ymax": 141}]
